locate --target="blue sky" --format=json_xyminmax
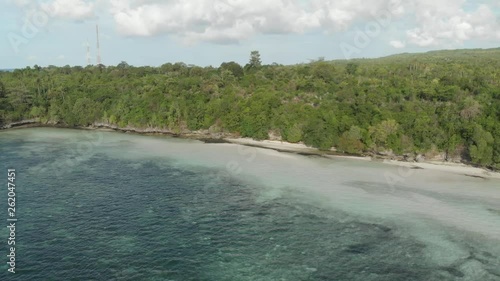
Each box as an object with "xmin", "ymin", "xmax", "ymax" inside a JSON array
[{"xmin": 1, "ymin": 0, "xmax": 499, "ymax": 69}]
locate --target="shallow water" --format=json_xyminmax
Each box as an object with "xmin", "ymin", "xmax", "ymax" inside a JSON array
[{"xmin": 0, "ymin": 128, "xmax": 499, "ymax": 280}]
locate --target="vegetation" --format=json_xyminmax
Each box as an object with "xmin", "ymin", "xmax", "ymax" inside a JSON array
[{"xmin": 1, "ymin": 48, "xmax": 499, "ymax": 169}]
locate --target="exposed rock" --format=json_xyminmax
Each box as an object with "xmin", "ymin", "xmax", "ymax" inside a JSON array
[
  {"xmin": 415, "ymin": 154, "xmax": 425, "ymax": 163},
  {"xmin": 378, "ymin": 150, "xmax": 395, "ymax": 157},
  {"xmin": 268, "ymin": 130, "xmax": 282, "ymax": 141},
  {"xmin": 403, "ymin": 153, "xmax": 415, "ymax": 162},
  {"xmin": 1, "ymin": 119, "xmax": 39, "ymax": 129},
  {"xmin": 208, "ymin": 124, "xmax": 222, "ymax": 134},
  {"xmin": 428, "ymin": 153, "xmax": 447, "ymax": 162},
  {"xmin": 445, "ymin": 153, "xmax": 464, "ymax": 163}
]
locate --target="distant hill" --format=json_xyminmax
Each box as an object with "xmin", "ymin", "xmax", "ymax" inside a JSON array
[
  {"xmin": 380, "ymin": 47, "xmax": 500, "ymax": 64},
  {"xmin": 331, "ymin": 47, "xmax": 500, "ymax": 65}
]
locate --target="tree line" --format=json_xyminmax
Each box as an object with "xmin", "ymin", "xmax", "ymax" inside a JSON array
[{"xmin": 1, "ymin": 48, "xmax": 499, "ymax": 169}]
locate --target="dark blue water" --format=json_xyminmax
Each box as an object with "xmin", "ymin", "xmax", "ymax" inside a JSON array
[{"xmin": 0, "ymin": 130, "xmax": 498, "ymax": 280}]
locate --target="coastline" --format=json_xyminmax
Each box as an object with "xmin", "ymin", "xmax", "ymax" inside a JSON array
[
  {"xmin": 382, "ymin": 160, "xmax": 500, "ymax": 180},
  {"xmin": 223, "ymin": 137, "xmax": 500, "ymax": 180},
  {"xmin": 2, "ymin": 120, "xmax": 499, "ymax": 179},
  {"xmin": 224, "ymin": 138, "xmax": 322, "ymax": 155}
]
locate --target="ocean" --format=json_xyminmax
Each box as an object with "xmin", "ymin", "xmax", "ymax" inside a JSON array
[{"xmin": 0, "ymin": 128, "xmax": 499, "ymax": 280}]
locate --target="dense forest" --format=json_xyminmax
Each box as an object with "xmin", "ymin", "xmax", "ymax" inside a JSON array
[{"xmin": 1, "ymin": 48, "xmax": 499, "ymax": 169}]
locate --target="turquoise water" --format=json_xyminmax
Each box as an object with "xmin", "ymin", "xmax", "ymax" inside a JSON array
[{"xmin": 0, "ymin": 128, "xmax": 499, "ymax": 280}]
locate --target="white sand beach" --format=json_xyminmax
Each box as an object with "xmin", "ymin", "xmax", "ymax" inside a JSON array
[
  {"xmin": 383, "ymin": 160, "xmax": 500, "ymax": 180},
  {"xmin": 224, "ymin": 138, "xmax": 318, "ymax": 153},
  {"xmin": 224, "ymin": 137, "xmax": 500, "ymax": 180}
]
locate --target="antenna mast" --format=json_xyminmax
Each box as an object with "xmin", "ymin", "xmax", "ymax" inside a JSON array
[{"xmin": 96, "ymin": 24, "xmax": 102, "ymax": 65}]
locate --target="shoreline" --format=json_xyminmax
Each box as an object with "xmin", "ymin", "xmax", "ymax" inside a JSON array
[
  {"xmin": 2, "ymin": 121, "xmax": 499, "ymax": 179},
  {"xmin": 222, "ymin": 137, "xmax": 500, "ymax": 180},
  {"xmin": 382, "ymin": 160, "xmax": 500, "ymax": 180}
]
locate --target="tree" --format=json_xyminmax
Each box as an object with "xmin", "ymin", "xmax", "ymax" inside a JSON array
[
  {"xmin": 460, "ymin": 97, "xmax": 481, "ymax": 120},
  {"xmin": 71, "ymin": 98, "xmax": 100, "ymax": 126},
  {"xmin": 346, "ymin": 62, "xmax": 358, "ymax": 75},
  {"xmin": 246, "ymin": 50, "xmax": 262, "ymax": 70},
  {"xmin": 338, "ymin": 125, "xmax": 365, "ymax": 154},
  {"xmin": 312, "ymin": 62, "xmax": 335, "ymax": 82},
  {"xmin": 0, "ymin": 81, "xmax": 8, "ymax": 124},
  {"xmin": 369, "ymin": 119, "xmax": 399, "ymax": 148},
  {"xmin": 284, "ymin": 123, "xmax": 303, "ymax": 143},
  {"xmin": 469, "ymin": 124, "xmax": 494, "ymax": 166},
  {"xmin": 0, "ymin": 80, "xmax": 6, "ymax": 99},
  {"xmin": 302, "ymin": 111, "xmax": 337, "ymax": 150},
  {"xmin": 220, "ymin": 61, "xmax": 244, "ymax": 78},
  {"xmin": 117, "ymin": 61, "xmax": 130, "ymax": 69}
]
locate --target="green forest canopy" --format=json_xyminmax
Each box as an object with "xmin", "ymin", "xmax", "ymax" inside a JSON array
[{"xmin": 1, "ymin": 48, "xmax": 499, "ymax": 169}]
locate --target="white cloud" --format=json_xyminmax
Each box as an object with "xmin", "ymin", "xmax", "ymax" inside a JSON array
[
  {"xmin": 40, "ymin": 0, "xmax": 95, "ymax": 21},
  {"xmin": 108, "ymin": 0, "xmax": 402, "ymax": 43},
  {"xmin": 11, "ymin": 0, "xmax": 95, "ymax": 21},
  {"xmin": 389, "ymin": 40, "xmax": 405, "ymax": 48},
  {"xmin": 108, "ymin": 0, "xmax": 500, "ymax": 47},
  {"xmin": 315, "ymin": 0, "xmax": 400, "ymax": 31},
  {"xmin": 57, "ymin": 55, "xmax": 65, "ymax": 60},
  {"xmin": 11, "ymin": 0, "xmax": 30, "ymax": 7},
  {"xmin": 110, "ymin": 0, "xmax": 313, "ymax": 42},
  {"xmin": 405, "ymin": 2, "xmax": 500, "ymax": 46},
  {"xmin": 13, "ymin": 0, "xmax": 499, "ymax": 48}
]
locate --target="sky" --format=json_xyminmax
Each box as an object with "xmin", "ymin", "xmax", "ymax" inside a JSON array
[{"xmin": 1, "ymin": 0, "xmax": 499, "ymax": 69}]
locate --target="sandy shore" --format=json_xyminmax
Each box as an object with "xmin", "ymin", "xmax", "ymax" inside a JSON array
[
  {"xmin": 2, "ymin": 123, "xmax": 499, "ymax": 180},
  {"xmin": 224, "ymin": 138, "xmax": 319, "ymax": 154},
  {"xmin": 382, "ymin": 160, "xmax": 500, "ymax": 180},
  {"xmin": 223, "ymin": 138, "xmax": 500, "ymax": 180}
]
